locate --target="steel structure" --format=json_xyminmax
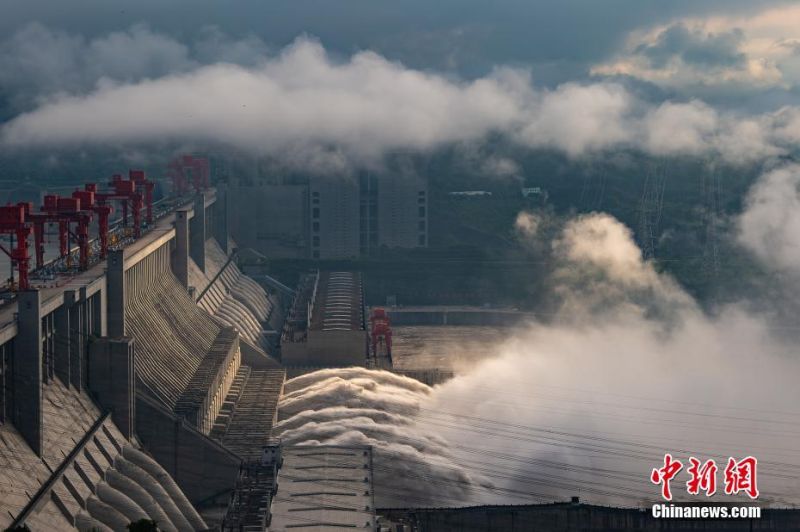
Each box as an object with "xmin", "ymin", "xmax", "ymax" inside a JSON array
[
  {"xmin": 369, "ymin": 306, "xmax": 393, "ymax": 365},
  {"xmin": 0, "ymin": 203, "xmax": 32, "ymax": 290},
  {"xmin": 168, "ymin": 155, "xmax": 210, "ymax": 196},
  {"xmin": 71, "ymin": 188, "xmax": 113, "ymax": 260},
  {"xmin": 637, "ymin": 161, "xmax": 667, "ymax": 261},
  {"xmin": 29, "ymin": 195, "xmax": 93, "ymax": 270},
  {"xmin": 84, "ymin": 169, "xmax": 154, "ymax": 250},
  {"xmin": 0, "ymin": 161, "xmax": 200, "ymax": 292}
]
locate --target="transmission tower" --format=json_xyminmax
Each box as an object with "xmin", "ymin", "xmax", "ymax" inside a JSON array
[
  {"xmin": 580, "ymin": 163, "xmax": 608, "ymax": 212},
  {"xmin": 637, "ymin": 161, "xmax": 667, "ymax": 261},
  {"xmin": 701, "ymin": 161, "xmax": 722, "ymax": 293}
]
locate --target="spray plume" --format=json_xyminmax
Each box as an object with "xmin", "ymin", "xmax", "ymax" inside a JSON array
[{"xmin": 277, "ymin": 179, "xmax": 800, "ymax": 507}]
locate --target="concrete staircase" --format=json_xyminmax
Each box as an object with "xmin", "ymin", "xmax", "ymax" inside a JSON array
[
  {"xmin": 210, "ymin": 365, "xmax": 252, "ymax": 440},
  {"xmin": 218, "ymin": 369, "xmax": 285, "ymax": 459}
]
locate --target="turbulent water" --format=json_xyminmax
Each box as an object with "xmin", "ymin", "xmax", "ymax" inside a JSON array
[
  {"xmin": 276, "ymin": 204, "xmax": 800, "ymax": 510},
  {"xmin": 390, "ymin": 325, "xmax": 507, "ymax": 371},
  {"xmin": 276, "ymin": 356, "xmax": 800, "ymax": 509},
  {"xmin": 274, "ymin": 368, "xmax": 489, "ymax": 508}
]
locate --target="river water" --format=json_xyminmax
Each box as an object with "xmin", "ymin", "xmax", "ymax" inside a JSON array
[{"xmin": 390, "ymin": 325, "xmax": 508, "ymax": 373}]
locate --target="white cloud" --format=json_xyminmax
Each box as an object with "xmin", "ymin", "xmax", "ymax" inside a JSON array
[
  {"xmin": 0, "ymin": 38, "xmax": 526, "ymax": 165},
  {"xmin": 643, "ymin": 101, "xmax": 718, "ymax": 156},
  {"xmin": 738, "ymin": 164, "xmax": 800, "ymax": 274},
  {"xmin": 641, "ymin": 101, "xmax": 784, "ymax": 163},
  {"xmin": 592, "ymin": 5, "xmax": 800, "ymax": 91},
  {"xmin": 0, "ymin": 22, "xmax": 269, "ymax": 111},
  {"xmin": 2, "ymin": 33, "xmax": 799, "ymax": 170},
  {"xmin": 518, "ymin": 82, "xmax": 633, "ymax": 156}
]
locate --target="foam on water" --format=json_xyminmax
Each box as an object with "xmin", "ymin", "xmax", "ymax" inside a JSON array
[{"xmin": 275, "ymin": 368, "xmax": 488, "ymax": 507}]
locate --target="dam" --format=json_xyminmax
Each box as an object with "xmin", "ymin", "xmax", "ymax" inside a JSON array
[
  {"xmin": 1, "ymin": 169, "xmax": 796, "ymax": 532},
  {"xmin": 0, "ymin": 171, "xmax": 382, "ymax": 531}
]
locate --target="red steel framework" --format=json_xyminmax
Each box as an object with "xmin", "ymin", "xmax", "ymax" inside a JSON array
[
  {"xmin": 84, "ymin": 168, "xmax": 155, "ymax": 255},
  {"xmin": 0, "ymin": 158, "xmax": 204, "ymax": 291},
  {"xmin": 29, "ymin": 195, "xmax": 93, "ymax": 271},
  {"xmin": 168, "ymin": 155, "xmax": 210, "ymax": 196},
  {"xmin": 369, "ymin": 307, "xmax": 393, "ymax": 362},
  {"xmin": 0, "ymin": 203, "xmax": 32, "ymax": 290}
]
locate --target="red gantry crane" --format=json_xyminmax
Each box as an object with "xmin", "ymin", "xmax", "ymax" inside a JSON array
[
  {"xmin": 168, "ymin": 155, "xmax": 210, "ymax": 196},
  {"xmin": 129, "ymin": 169, "xmax": 155, "ymax": 225},
  {"xmin": 83, "ymin": 169, "xmax": 154, "ymax": 258},
  {"xmin": 0, "ymin": 203, "xmax": 32, "ymax": 290},
  {"xmin": 369, "ymin": 307, "xmax": 393, "ymax": 365},
  {"xmin": 71, "ymin": 188, "xmax": 112, "ymax": 260},
  {"xmin": 0, "ymin": 169, "xmax": 158, "ymax": 292},
  {"xmin": 29, "ymin": 195, "xmax": 93, "ymax": 271}
]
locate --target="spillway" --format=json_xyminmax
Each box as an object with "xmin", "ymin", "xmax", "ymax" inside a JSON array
[
  {"xmin": 190, "ymin": 239, "xmax": 281, "ymax": 355},
  {"xmin": 274, "ymin": 368, "xmax": 485, "ymax": 508},
  {"xmin": 0, "ymin": 378, "xmax": 207, "ymax": 531},
  {"xmin": 126, "ymin": 241, "xmax": 222, "ymax": 408},
  {"xmin": 0, "ymin": 187, "xmax": 290, "ymax": 530}
]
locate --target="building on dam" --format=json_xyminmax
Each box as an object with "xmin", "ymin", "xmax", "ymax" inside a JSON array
[
  {"xmin": 281, "ymin": 270, "xmax": 367, "ymax": 368},
  {"xmin": 228, "ymin": 172, "xmax": 428, "ymax": 261}
]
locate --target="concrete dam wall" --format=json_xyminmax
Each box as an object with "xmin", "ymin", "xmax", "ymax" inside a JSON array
[
  {"xmin": 0, "ymin": 188, "xmax": 286, "ymax": 529},
  {"xmin": 0, "ymin": 377, "xmax": 207, "ymax": 531},
  {"xmin": 190, "ymin": 239, "xmax": 283, "ymax": 357},
  {"xmin": 124, "ymin": 235, "xmax": 285, "ymax": 503},
  {"xmin": 127, "ymin": 240, "xmax": 224, "ymax": 408}
]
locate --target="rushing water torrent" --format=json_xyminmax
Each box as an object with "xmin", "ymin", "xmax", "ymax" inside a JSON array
[
  {"xmin": 275, "ymin": 212, "xmax": 800, "ymax": 509},
  {"xmin": 275, "ymin": 368, "xmax": 488, "ymax": 508}
]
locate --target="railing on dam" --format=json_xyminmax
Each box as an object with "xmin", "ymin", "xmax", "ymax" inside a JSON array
[{"xmin": 0, "ymin": 190, "xmax": 216, "ymax": 308}]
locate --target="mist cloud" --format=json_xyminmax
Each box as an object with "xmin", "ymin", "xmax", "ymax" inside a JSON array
[
  {"xmin": 279, "ymin": 208, "xmax": 800, "ymax": 507},
  {"xmin": 417, "ymin": 209, "xmax": 800, "ymax": 506},
  {"xmin": 2, "ymin": 33, "xmax": 799, "ymax": 171},
  {"xmin": 514, "ymin": 211, "xmax": 541, "ymax": 238},
  {"xmin": 0, "ymin": 23, "xmax": 268, "ymax": 112},
  {"xmin": 738, "ymin": 164, "xmax": 800, "ymax": 274}
]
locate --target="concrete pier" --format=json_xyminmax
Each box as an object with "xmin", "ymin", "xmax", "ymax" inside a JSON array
[
  {"xmin": 66, "ymin": 289, "xmax": 86, "ymax": 389},
  {"xmin": 214, "ymin": 183, "xmax": 230, "ymax": 255},
  {"xmin": 174, "ymin": 209, "xmax": 190, "ymax": 288},
  {"xmin": 190, "ymin": 193, "xmax": 206, "ymax": 272},
  {"xmin": 107, "ymin": 249, "xmax": 126, "ymax": 338},
  {"xmin": 89, "ymin": 336, "xmax": 136, "ymax": 439},
  {"xmin": 53, "ymin": 294, "xmax": 72, "ymax": 387},
  {"xmin": 14, "ymin": 290, "xmax": 43, "ymax": 456}
]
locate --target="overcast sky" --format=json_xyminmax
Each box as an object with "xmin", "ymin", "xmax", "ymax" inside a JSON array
[
  {"xmin": 2, "ymin": 0, "xmax": 792, "ymax": 80},
  {"xmin": 1, "ymin": 0, "xmax": 799, "ymax": 169}
]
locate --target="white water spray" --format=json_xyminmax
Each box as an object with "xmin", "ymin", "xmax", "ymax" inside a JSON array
[
  {"xmin": 277, "ymin": 169, "xmax": 800, "ymax": 508},
  {"xmin": 275, "ymin": 368, "xmax": 490, "ymax": 507}
]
